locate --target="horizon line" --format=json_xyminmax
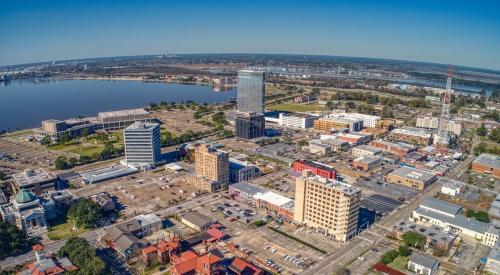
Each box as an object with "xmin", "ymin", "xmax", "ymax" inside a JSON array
[{"xmin": 2, "ymin": 52, "xmax": 500, "ymax": 74}]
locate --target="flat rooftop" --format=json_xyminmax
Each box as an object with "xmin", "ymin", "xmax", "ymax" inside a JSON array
[
  {"xmin": 372, "ymin": 140, "xmax": 416, "ymax": 150},
  {"xmin": 391, "ymin": 126, "xmax": 432, "ymax": 138},
  {"xmin": 230, "ymin": 182, "xmax": 264, "ymax": 196},
  {"xmin": 304, "ymin": 175, "xmax": 361, "ymax": 195},
  {"xmin": 420, "ymin": 197, "xmax": 462, "ymax": 217},
  {"xmin": 125, "ymin": 122, "xmax": 159, "ymax": 130},
  {"xmin": 353, "ymin": 145, "xmax": 382, "ymax": 154},
  {"xmin": 80, "ymin": 165, "xmax": 138, "ymax": 184},
  {"xmin": 294, "ymin": 159, "xmax": 335, "ymax": 172},
  {"xmin": 473, "ymin": 153, "xmax": 500, "ymax": 169},
  {"xmin": 98, "ymin": 108, "xmax": 149, "ymax": 119},
  {"xmin": 388, "ymin": 166, "xmax": 436, "ymax": 182},
  {"xmin": 12, "ymin": 169, "xmax": 57, "ymax": 186},
  {"xmin": 354, "ymin": 156, "xmax": 381, "ymax": 164},
  {"xmin": 253, "ymin": 191, "xmax": 294, "ymax": 209}
]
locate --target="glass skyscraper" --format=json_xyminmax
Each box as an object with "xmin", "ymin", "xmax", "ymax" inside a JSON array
[
  {"xmin": 237, "ymin": 70, "xmax": 265, "ymax": 114},
  {"xmin": 235, "ymin": 112, "xmax": 265, "ymax": 140}
]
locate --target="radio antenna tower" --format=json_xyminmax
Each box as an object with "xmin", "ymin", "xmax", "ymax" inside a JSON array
[{"xmin": 435, "ymin": 64, "xmax": 453, "ymax": 146}]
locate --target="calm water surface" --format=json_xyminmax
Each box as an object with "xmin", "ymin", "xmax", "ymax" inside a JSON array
[{"xmin": 0, "ymin": 80, "xmax": 236, "ymax": 131}]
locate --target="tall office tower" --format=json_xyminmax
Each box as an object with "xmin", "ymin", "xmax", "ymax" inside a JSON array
[
  {"xmin": 294, "ymin": 171, "xmax": 361, "ymax": 242},
  {"xmin": 235, "ymin": 112, "xmax": 265, "ymax": 139},
  {"xmin": 193, "ymin": 143, "xmax": 229, "ymax": 191},
  {"xmin": 237, "ymin": 70, "xmax": 265, "ymax": 113},
  {"xmin": 124, "ymin": 122, "xmax": 161, "ymax": 167}
]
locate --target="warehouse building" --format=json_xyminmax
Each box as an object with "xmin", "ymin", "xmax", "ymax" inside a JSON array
[
  {"xmin": 471, "ymin": 153, "xmax": 500, "ymax": 178},
  {"xmin": 411, "ymin": 198, "xmax": 499, "ymax": 247},
  {"xmin": 352, "ymin": 156, "xmax": 382, "ymax": 171},
  {"xmin": 370, "ymin": 139, "xmax": 417, "ymax": 157},
  {"xmin": 384, "ymin": 166, "xmax": 437, "ymax": 191},
  {"xmin": 293, "ymin": 159, "xmax": 337, "ymax": 179},
  {"xmin": 351, "ymin": 145, "xmax": 382, "ymax": 158}
]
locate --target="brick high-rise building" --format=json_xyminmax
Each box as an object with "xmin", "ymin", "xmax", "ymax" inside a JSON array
[
  {"xmin": 294, "ymin": 171, "xmax": 361, "ymax": 242},
  {"xmin": 188, "ymin": 143, "xmax": 229, "ymax": 192}
]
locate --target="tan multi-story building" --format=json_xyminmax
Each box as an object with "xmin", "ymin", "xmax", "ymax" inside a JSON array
[
  {"xmin": 187, "ymin": 144, "xmax": 229, "ymax": 192},
  {"xmin": 416, "ymin": 116, "xmax": 462, "ymax": 136},
  {"xmin": 388, "ymin": 126, "xmax": 433, "ymax": 146},
  {"xmin": 313, "ymin": 117, "xmax": 363, "ymax": 133},
  {"xmin": 294, "ymin": 171, "xmax": 361, "ymax": 243}
]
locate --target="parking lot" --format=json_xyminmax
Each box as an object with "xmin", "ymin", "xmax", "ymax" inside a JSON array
[
  {"xmin": 448, "ymin": 237, "xmax": 491, "ymax": 271},
  {"xmin": 192, "ymin": 197, "xmax": 327, "ymax": 274},
  {"xmin": 0, "ymin": 137, "xmax": 75, "ymax": 171},
  {"xmin": 72, "ymin": 167, "xmax": 199, "ymax": 219}
]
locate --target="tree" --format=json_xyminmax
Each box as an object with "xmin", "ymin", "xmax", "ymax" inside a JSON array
[
  {"xmin": 212, "ymin": 111, "xmax": 226, "ymax": 126},
  {"xmin": 345, "ymin": 101, "xmax": 356, "ymax": 109},
  {"xmin": 311, "ymin": 87, "xmax": 321, "ymax": 94},
  {"xmin": 58, "ymin": 237, "xmax": 107, "ymax": 275},
  {"xmin": 402, "ymin": 231, "xmax": 426, "ymax": 249},
  {"xmin": 398, "ymin": 245, "xmax": 410, "ymax": 256},
  {"xmin": 432, "ymin": 244, "xmax": 448, "ymax": 257},
  {"xmin": 380, "ymin": 249, "xmax": 399, "ymax": 265},
  {"xmin": 489, "ymin": 127, "xmax": 500, "ymax": 143},
  {"xmin": 68, "ymin": 199, "xmax": 103, "ymax": 229},
  {"xmin": 476, "ymin": 124, "xmax": 487, "ymax": 136},
  {"xmin": 99, "ymin": 143, "xmax": 115, "ymax": 160},
  {"xmin": 54, "ymin": 156, "xmax": 70, "ymax": 170},
  {"xmin": 381, "ymin": 106, "xmax": 394, "ymax": 119},
  {"xmin": 69, "ymin": 157, "xmax": 78, "ymax": 166},
  {"xmin": 465, "ymin": 209, "xmax": 475, "ymax": 218},
  {"xmin": 473, "ymin": 142, "xmax": 487, "ymax": 156},
  {"xmin": 81, "ymin": 128, "xmax": 89, "ymax": 137},
  {"xmin": 297, "ymin": 140, "xmax": 309, "ymax": 147},
  {"xmin": 40, "ymin": 136, "xmax": 51, "ymax": 146},
  {"xmin": 79, "ymin": 155, "xmax": 91, "ymax": 164},
  {"xmin": 60, "ymin": 132, "xmax": 71, "ymax": 144},
  {"xmin": 475, "ymin": 211, "xmax": 490, "ymax": 223},
  {"xmin": 219, "ymin": 129, "xmax": 234, "ymax": 138},
  {"xmin": 0, "ymin": 220, "xmax": 28, "ymax": 259}
]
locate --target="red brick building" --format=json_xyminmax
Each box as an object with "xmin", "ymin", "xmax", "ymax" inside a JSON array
[
  {"xmin": 228, "ymin": 257, "xmax": 264, "ymax": 275},
  {"xmin": 293, "ymin": 159, "xmax": 336, "ymax": 179},
  {"xmin": 169, "ymin": 250, "xmax": 224, "ymax": 275},
  {"xmin": 141, "ymin": 237, "xmax": 180, "ymax": 266}
]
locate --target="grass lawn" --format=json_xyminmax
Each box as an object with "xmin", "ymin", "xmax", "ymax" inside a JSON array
[
  {"xmin": 47, "ymin": 215, "xmax": 89, "ymax": 240},
  {"xmin": 130, "ymin": 260, "xmax": 169, "ymax": 275},
  {"xmin": 269, "ymin": 103, "xmax": 324, "ymax": 112},
  {"xmin": 388, "ymin": 255, "xmax": 409, "ymax": 271},
  {"xmin": 68, "ymin": 145, "xmax": 104, "ymax": 157},
  {"xmin": 48, "ymin": 140, "xmax": 81, "ymax": 151}
]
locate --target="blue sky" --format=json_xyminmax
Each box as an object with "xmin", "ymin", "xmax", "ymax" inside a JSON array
[{"xmin": 1, "ymin": 0, "xmax": 499, "ymax": 70}]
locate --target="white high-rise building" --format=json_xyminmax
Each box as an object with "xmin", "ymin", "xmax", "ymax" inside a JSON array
[
  {"xmin": 279, "ymin": 113, "xmax": 317, "ymax": 129},
  {"xmin": 416, "ymin": 116, "xmax": 462, "ymax": 136},
  {"xmin": 124, "ymin": 122, "xmax": 161, "ymax": 167}
]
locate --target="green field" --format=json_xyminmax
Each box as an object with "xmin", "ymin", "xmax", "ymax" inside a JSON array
[
  {"xmin": 47, "ymin": 216, "xmax": 89, "ymax": 240},
  {"xmin": 388, "ymin": 256, "xmax": 409, "ymax": 271},
  {"xmin": 47, "ymin": 131, "xmax": 124, "ymax": 157},
  {"xmin": 269, "ymin": 103, "xmax": 324, "ymax": 112}
]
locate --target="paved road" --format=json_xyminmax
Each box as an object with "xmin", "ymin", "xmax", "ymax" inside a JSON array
[{"xmin": 0, "ymin": 191, "xmax": 221, "ymax": 270}]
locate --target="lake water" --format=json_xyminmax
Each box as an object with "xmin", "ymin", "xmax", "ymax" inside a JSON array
[{"xmin": 0, "ymin": 80, "xmax": 236, "ymax": 131}]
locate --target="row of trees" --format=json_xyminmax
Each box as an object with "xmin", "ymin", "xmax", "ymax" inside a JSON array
[
  {"xmin": 58, "ymin": 237, "xmax": 107, "ymax": 275},
  {"xmin": 474, "ymin": 142, "xmax": 500, "ymax": 156},
  {"xmin": 54, "ymin": 144, "xmax": 124, "ymax": 170}
]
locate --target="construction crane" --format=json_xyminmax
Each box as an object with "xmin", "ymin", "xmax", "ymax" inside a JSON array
[{"xmin": 434, "ymin": 64, "xmax": 453, "ymax": 146}]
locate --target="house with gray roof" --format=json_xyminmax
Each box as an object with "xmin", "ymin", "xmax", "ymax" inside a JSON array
[{"xmin": 408, "ymin": 252, "xmax": 439, "ymax": 275}]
